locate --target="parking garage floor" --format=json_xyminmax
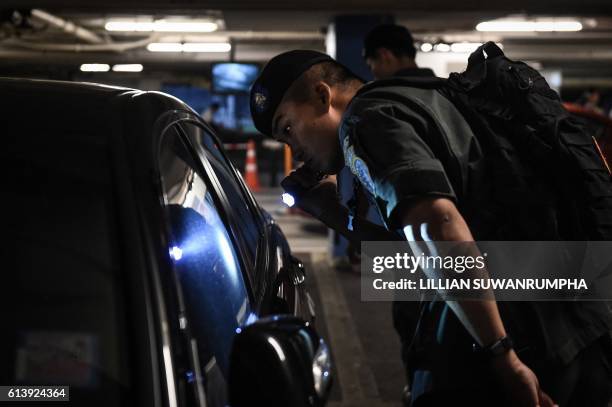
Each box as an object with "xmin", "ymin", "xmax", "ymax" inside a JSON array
[{"xmin": 255, "ymin": 189, "xmax": 405, "ymax": 407}]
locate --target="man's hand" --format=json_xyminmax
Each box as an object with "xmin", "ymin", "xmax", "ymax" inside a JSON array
[
  {"xmin": 493, "ymin": 350, "xmax": 556, "ymax": 407},
  {"xmin": 401, "ymin": 198, "xmax": 556, "ymax": 407},
  {"xmin": 280, "ymin": 166, "xmax": 345, "ymax": 228}
]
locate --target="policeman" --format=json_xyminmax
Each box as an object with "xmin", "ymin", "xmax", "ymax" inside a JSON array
[{"xmin": 249, "ymin": 50, "xmax": 612, "ymax": 406}]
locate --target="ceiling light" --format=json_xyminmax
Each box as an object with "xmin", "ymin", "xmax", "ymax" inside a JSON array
[
  {"xmin": 182, "ymin": 42, "xmax": 231, "ymax": 52},
  {"xmin": 147, "ymin": 42, "xmax": 183, "ymax": 52},
  {"xmin": 105, "ymin": 19, "xmax": 218, "ymax": 33},
  {"xmin": 153, "ymin": 21, "xmax": 218, "ymax": 32},
  {"xmin": 112, "ymin": 64, "xmax": 143, "ymax": 72},
  {"xmin": 476, "ymin": 19, "xmax": 582, "ymax": 32},
  {"xmin": 147, "ymin": 42, "xmax": 231, "ymax": 53},
  {"xmin": 420, "ymin": 42, "xmax": 433, "ymax": 52},
  {"xmin": 450, "ymin": 42, "xmax": 483, "ymax": 53},
  {"xmin": 434, "ymin": 43, "xmax": 451, "ymax": 52},
  {"xmin": 106, "ymin": 21, "xmax": 154, "ymax": 32},
  {"xmin": 80, "ymin": 63, "xmax": 110, "ymax": 72}
]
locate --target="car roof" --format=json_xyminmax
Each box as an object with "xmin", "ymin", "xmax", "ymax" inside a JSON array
[
  {"xmin": 0, "ymin": 75, "xmax": 193, "ymax": 109},
  {"xmin": 0, "ymin": 76, "xmax": 197, "ymax": 169},
  {"xmin": 0, "ymin": 76, "xmax": 135, "ymax": 100}
]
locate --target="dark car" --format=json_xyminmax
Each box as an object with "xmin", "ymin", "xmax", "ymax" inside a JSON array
[{"xmin": 0, "ymin": 78, "xmax": 331, "ymax": 407}]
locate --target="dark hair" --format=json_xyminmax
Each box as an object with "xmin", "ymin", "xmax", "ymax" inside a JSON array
[
  {"xmin": 285, "ymin": 60, "xmax": 363, "ymax": 103},
  {"xmin": 363, "ymin": 24, "xmax": 416, "ymax": 60}
]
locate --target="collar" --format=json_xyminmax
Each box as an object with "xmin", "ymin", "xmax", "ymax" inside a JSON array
[{"xmin": 393, "ymin": 67, "xmax": 436, "ymax": 78}]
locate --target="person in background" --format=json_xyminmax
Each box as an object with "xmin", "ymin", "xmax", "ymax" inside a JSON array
[
  {"xmin": 363, "ymin": 24, "xmax": 434, "ymax": 80},
  {"xmin": 578, "ymin": 88, "xmax": 604, "ymax": 115},
  {"xmin": 202, "ymin": 102, "xmax": 221, "ymax": 128}
]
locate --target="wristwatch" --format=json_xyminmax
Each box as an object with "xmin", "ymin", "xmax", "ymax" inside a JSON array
[{"xmin": 473, "ymin": 336, "xmax": 514, "ymax": 358}]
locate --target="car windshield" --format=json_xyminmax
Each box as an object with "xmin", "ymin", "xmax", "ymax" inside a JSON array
[{"xmin": 0, "ymin": 130, "xmax": 133, "ymax": 406}]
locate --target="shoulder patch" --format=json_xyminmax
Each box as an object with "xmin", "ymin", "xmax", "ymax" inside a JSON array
[
  {"xmin": 353, "ymin": 155, "xmax": 376, "ymax": 195},
  {"xmin": 341, "ymin": 133, "xmax": 376, "ymax": 195}
]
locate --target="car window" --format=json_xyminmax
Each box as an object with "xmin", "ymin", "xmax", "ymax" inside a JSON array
[
  {"xmin": 180, "ymin": 122, "xmax": 262, "ymax": 268},
  {"xmin": 1, "ymin": 131, "xmax": 133, "ymax": 406},
  {"xmin": 158, "ymin": 127, "xmax": 253, "ymax": 401}
]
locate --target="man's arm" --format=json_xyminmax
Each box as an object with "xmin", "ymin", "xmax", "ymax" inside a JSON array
[
  {"xmin": 281, "ymin": 167, "xmax": 399, "ymax": 243},
  {"xmin": 400, "ymin": 197, "xmax": 506, "ymax": 346},
  {"xmin": 400, "ymin": 196, "xmax": 556, "ymax": 407}
]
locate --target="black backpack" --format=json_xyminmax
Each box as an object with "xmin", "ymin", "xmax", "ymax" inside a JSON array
[
  {"xmin": 369, "ymin": 42, "xmax": 612, "ymax": 241},
  {"xmin": 369, "ymin": 43, "xmax": 612, "ymax": 400}
]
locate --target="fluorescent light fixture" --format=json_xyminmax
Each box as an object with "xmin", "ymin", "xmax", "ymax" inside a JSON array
[
  {"xmin": 450, "ymin": 42, "xmax": 483, "ymax": 53},
  {"xmin": 420, "ymin": 42, "xmax": 433, "ymax": 52},
  {"xmin": 182, "ymin": 42, "xmax": 231, "ymax": 52},
  {"xmin": 80, "ymin": 63, "xmax": 110, "ymax": 72},
  {"xmin": 153, "ymin": 21, "xmax": 218, "ymax": 32},
  {"xmin": 476, "ymin": 19, "xmax": 582, "ymax": 32},
  {"xmin": 106, "ymin": 21, "xmax": 154, "ymax": 32},
  {"xmin": 147, "ymin": 42, "xmax": 231, "ymax": 53},
  {"xmin": 147, "ymin": 42, "xmax": 183, "ymax": 52},
  {"xmin": 434, "ymin": 43, "xmax": 451, "ymax": 52},
  {"xmin": 112, "ymin": 64, "xmax": 143, "ymax": 72},
  {"xmin": 105, "ymin": 19, "xmax": 218, "ymax": 33}
]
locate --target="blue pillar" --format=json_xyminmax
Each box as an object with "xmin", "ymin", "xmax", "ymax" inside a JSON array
[{"xmin": 332, "ymin": 15, "xmax": 394, "ymax": 81}]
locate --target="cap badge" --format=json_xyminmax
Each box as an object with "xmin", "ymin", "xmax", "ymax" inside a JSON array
[{"xmin": 252, "ymin": 85, "xmax": 269, "ymax": 113}]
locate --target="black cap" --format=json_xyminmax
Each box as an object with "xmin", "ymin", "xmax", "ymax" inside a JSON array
[
  {"xmin": 250, "ymin": 50, "xmax": 333, "ymax": 137},
  {"xmin": 363, "ymin": 24, "xmax": 416, "ymax": 60}
]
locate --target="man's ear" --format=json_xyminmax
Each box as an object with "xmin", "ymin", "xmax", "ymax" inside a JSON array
[{"xmin": 313, "ymin": 81, "xmax": 332, "ymax": 113}]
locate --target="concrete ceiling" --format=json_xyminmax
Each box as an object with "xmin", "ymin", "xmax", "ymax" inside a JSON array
[
  {"xmin": 0, "ymin": 2, "xmax": 611, "ymax": 87},
  {"xmin": 10, "ymin": 0, "xmax": 612, "ymax": 14}
]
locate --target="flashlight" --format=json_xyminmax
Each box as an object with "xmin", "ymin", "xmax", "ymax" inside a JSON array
[
  {"xmin": 280, "ymin": 166, "xmax": 328, "ymax": 208},
  {"xmin": 282, "ymin": 192, "xmax": 296, "ymax": 207}
]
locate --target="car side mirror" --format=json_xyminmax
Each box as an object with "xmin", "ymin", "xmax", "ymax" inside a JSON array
[{"xmin": 228, "ymin": 315, "xmax": 332, "ymax": 407}]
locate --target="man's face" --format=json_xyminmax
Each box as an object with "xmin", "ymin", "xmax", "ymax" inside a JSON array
[
  {"xmin": 365, "ymin": 48, "xmax": 400, "ymax": 80},
  {"xmin": 271, "ymin": 94, "xmax": 345, "ymax": 175}
]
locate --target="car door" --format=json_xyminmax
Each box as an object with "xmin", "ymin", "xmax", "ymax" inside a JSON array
[
  {"xmin": 157, "ymin": 123, "xmax": 255, "ymax": 407},
  {"xmin": 175, "ymin": 116, "xmax": 315, "ymax": 323},
  {"xmin": 2, "ymin": 106, "xmax": 156, "ymax": 407}
]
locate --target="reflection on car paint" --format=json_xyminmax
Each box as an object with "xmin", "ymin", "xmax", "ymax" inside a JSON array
[{"xmin": 169, "ymin": 246, "xmax": 183, "ymax": 261}]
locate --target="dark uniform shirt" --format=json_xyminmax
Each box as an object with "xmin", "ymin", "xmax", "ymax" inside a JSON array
[
  {"xmin": 394, "ymin": 67, "xmax": 436, "ymax": 78},
  {"xmin": 340, "ymin": 81, "xmax": 472, "ymax": 229},
  {"xmin": 339, "ymin": 79, "xmax": 612, "ymax": 373}
]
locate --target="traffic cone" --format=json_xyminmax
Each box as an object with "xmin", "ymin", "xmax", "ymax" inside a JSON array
[{"xmin": 244, "ymin": 139, "xmax": 261, "ymax": 192}]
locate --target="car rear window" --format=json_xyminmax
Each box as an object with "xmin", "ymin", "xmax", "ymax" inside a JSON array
[{"xmin": 0, "ymin": 131, "xmax": 133, "ymax": 406}]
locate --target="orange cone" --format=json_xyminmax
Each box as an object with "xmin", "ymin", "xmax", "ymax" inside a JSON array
[{"xmin": 244, "ymin": 139, "xmax": 261, "ymax": 192}]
